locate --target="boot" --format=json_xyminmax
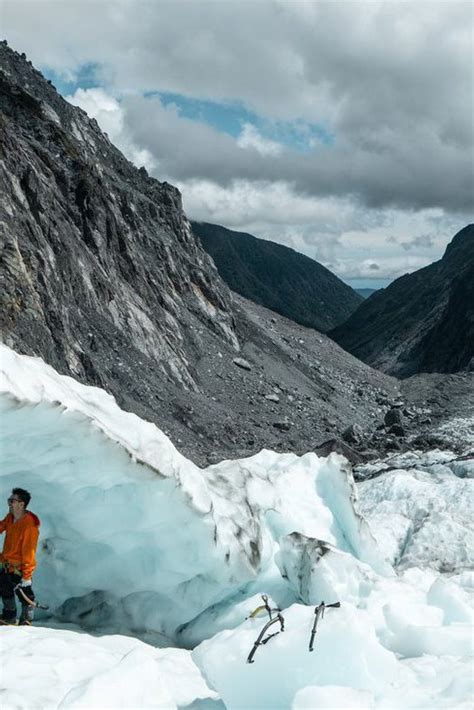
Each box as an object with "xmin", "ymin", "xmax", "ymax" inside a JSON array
[
  {"xmin": 0, "ymin": 597, "xmax": 17, "ymax": 625},
  {"xmin": 19, "ymin": 604, "xmax": 34, "ymax": 626},
  {"xmin": 0, "ymin": 611, "xmax": 17, "ymax": 626}
]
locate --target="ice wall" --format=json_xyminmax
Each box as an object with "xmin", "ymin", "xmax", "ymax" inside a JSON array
[{"xmin": 0, "ymin": 345, "xmax": 388, "ymax": 643}]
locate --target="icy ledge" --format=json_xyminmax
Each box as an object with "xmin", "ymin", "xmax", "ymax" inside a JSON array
[{"xmin": 1, "ymin": 345, "xmax": 473, "ymax": 709}]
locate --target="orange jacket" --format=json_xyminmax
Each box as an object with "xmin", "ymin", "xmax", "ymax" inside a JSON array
[{"xmin": 0, "ymin": 511, "xmax": 40, "ymax": 580}]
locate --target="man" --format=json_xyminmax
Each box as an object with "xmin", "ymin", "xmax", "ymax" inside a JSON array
[{"xmin": 0, "ymin": 488, "xmax": 40, "ymax": 625}]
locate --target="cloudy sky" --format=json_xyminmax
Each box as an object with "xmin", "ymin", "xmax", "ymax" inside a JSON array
[{"xmin": 4, "ymin": 0, "xmax": 473, "ymax": 287}]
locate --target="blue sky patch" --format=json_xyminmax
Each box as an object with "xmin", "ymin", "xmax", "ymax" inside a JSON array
[
  {"xmin": 41, "ymin": 63, "xmax": 334, "ymax": 152},
  {"xmin": 154, "ymin": 91, "xmax": 334, "ymax": 150},
  {"xmin": 41, "ymin": 63, "xmax": 102, "ymax": 97}
]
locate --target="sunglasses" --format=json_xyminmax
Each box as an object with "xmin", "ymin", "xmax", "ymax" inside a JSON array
[{"xmin": 7, "ymin": 497, "xmax": 22, "ymax": 504}]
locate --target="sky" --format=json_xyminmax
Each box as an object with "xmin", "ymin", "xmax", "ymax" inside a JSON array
[{"xmin": 3, "ymin": 0, "xmax": 473, "ymax": 288}]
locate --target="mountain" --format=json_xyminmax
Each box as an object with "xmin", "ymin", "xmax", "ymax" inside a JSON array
[
  {"xmin": 0, "ymin": 42, "xmax": 402, "ymax": 464},
  {"xmin": 192, "ymin": 221, "xmax": 363, "ymax": 332},
  {"xmin": 330, "ymin": 225, "xmax": 474, "ymax": 377},
  {"xmin": 0, "ymin": 41, "xmax": 239, "ymax": 391},
  {"xmin": 1, "ymin": 43, "xmax": 471, "ymax": 465},
  {"xmin": 356, "ymin": 288, "xmax": 377, "ymax": 299}
]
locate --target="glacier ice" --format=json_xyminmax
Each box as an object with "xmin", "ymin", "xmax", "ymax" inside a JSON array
[
  {"xmin": 0, "ymin": 625, "xmax": 218, "ymax": 709},
  {"xmin": 0, "ymin": 344, "xmax": 473, "ymax": 709},
  {"xmin": 0, "ymin": 345, "xmax": 389, "ymax": 642}
]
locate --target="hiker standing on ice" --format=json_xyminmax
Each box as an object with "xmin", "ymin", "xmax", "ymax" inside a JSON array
[{"xmin": 0, "ymin": 488, "xmax": 40, "ymax": 625}]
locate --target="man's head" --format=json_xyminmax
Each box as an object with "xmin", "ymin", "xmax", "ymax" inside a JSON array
[{"xmin": 8, "ymin": 488, "xmax": 31, "ymax": 517}]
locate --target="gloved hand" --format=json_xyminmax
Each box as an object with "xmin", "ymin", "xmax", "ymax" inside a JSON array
[{"xmin": 16, "ymin": 582, "xmax": 35, "ymax": 603}]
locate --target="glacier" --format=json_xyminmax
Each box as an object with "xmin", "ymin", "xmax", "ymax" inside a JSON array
[{"xmin": 0, "ymin": 344, "xmax": 473, "ymax": 709}]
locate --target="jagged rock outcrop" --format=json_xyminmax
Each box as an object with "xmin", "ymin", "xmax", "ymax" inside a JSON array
[
  {"xmin": 0, "ymin": 41, "xmax": 238, "ymax": 398},
  {"xmin": 330, "ymin": 226, "xmax": 474, "ymax": 377},
  {"xmin": 192, "ymin": 221, "xmax": 363, "ymax": 332}
]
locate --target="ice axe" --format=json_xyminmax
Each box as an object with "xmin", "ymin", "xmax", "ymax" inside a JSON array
[
  {"xmin": 15, "ymin": 584, "xmax": 50, "ymax": 610},
  {"xmin": 309, "ymin": 601, "xmax": 341, "ymax": 652}
]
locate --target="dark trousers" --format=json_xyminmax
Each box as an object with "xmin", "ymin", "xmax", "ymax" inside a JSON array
[{"xmin": 0, "ymin": 569, "xmax": 32, "ymax": 622}]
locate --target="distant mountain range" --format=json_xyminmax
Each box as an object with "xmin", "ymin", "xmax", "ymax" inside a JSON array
[
  {"xmin": 331, "ymin": 225, "xmax": 474, "ymax": 376},
  {"xmin": 192, "ymin": 222, "xmax": 363, "ymax": 332},
  {"xmin": 356, "ymin": 288, "xmax": 377, "ymax": 299}
]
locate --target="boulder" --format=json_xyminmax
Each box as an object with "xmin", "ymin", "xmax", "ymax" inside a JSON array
[
  {"xmin": 342, "ymin": 423, "xmax": 363, "ymax": 445},
  {"xmin": 384, "ymin": 407, "xmax": 404, "ymax": 427},
  {"xmin": 273, "ymin": 420, "xmax": 291, "ymax": 431},
  {"xmin": 314, "ymin": 438, "xmax": 366, "ymax": 464},
  {"xmin": 265, "ymin": 393, "xmax": 280, "ymax": 403},
  {"xmin": 388, "ymin": 424, "xmax": 405, "ymax": 437},
  {"xmin": 232, "ymin": 357, "xmax": 252, "ymax": 371}
]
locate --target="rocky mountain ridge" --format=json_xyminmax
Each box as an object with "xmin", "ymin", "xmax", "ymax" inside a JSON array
[
  {"xmin": 0, "ymin": 40, "xmax": 238, "ymax": 394},
  {"xmin": 192, "ymin": 221, "xmax": 362, "ymax": 332},
  {"xmin": 331, "ymin": 225, "xmax": 474, "ymax": 377}
]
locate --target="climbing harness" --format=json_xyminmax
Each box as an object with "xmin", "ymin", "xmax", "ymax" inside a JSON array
[
  {"xmin": 308, "ymin": 601, "xmax": 340, "ymax": 652},
  {"xmin": 247, "ymin": 595, "xmax": 285, "ymax": 663}
]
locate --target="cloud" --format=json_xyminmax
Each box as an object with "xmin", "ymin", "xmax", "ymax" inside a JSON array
[
  {"xmin": 4, "ymin": 0, "xmax": 472, "ymax": 284},
  {"xmin": 62, "ymin": 86, "xmax": 474, "ymax": 284},
  {"xmin": 400, "ymin": 234, "xmax": 435, "ymax": 251},
  {"xmin": 237, "ymin": 123, "xmax": 282, "ymax": 156},
  {"xmin": 330, "ymin": 254, "xmax": 434, "ymax": 281},
  {"xmin": 4, "ymin": 1, "xmax": 472, "ymax": 212},
  {"xmin": 66, "ymin": 88, "xmax": 156, "ymax": 171},
  {"xmin": 180, "ymin": 178, "xmax": 465, "ymax": 283},
  {"xmin": 113, "ymin": 92, "xmax": 472, "ymax": 212}
]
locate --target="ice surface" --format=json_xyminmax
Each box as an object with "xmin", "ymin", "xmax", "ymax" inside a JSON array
[
  {"xmin": 192, "ymin": 603, "xmax": 399, "ymax": 709},
  {"xmin": 0, "ymin": 344, "xmax": 473, "ymax": 709},
  {"xmin": 292, "ymin": 686, "xmax": 374, "ymax": 709},
  {"xmin": 0, "ymin": 625, "xmax": 217, "ymax": 709},
  {"xmin": 0, "ymin": 345, "xmax": 389, "ymax": 642},
  {"xmin": 357, "ymin": 464, "xmax": 474, "ymax": 571}
]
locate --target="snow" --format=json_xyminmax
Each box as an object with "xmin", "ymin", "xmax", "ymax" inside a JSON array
[
  {"xmin": 292, "ymin": 686, "xmax": 374, "ymax": 709},
  {"xmin": 193, "ymin": 603, "xmax": 399, "ymax": 709},
  {"xmin": 0, "ymin": 626, "xmax": 217, "ymax": 709},
  {"xmin": 0, "ymin": 344, "xmax": 473, "ymax": 709}
]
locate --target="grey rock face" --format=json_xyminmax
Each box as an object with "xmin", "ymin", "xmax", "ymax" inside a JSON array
[{"xmin": 0, "ymin": 43, "xmax": 237, "ymax": 391}]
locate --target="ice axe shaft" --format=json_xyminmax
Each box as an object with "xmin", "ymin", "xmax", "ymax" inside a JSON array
[
  {"xmin": 309, "ymin": 601, "xmax": 340, "ymax": 652},
  {"xmin": 15, "ymin": 585, "xmax": 50, "ymax": 610}
]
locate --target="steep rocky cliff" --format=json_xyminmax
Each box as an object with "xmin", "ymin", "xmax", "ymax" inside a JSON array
[
  {"xmin": 0, "ymin": 42, "xmax": 238, "ymax": 399},
  {"xmin": 192, "ymin": 221, "xmax": 363, "ymax": 332},
  {"xmin": 330, "ymin": 225, "xmax": 474, "ymax": 377}
]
